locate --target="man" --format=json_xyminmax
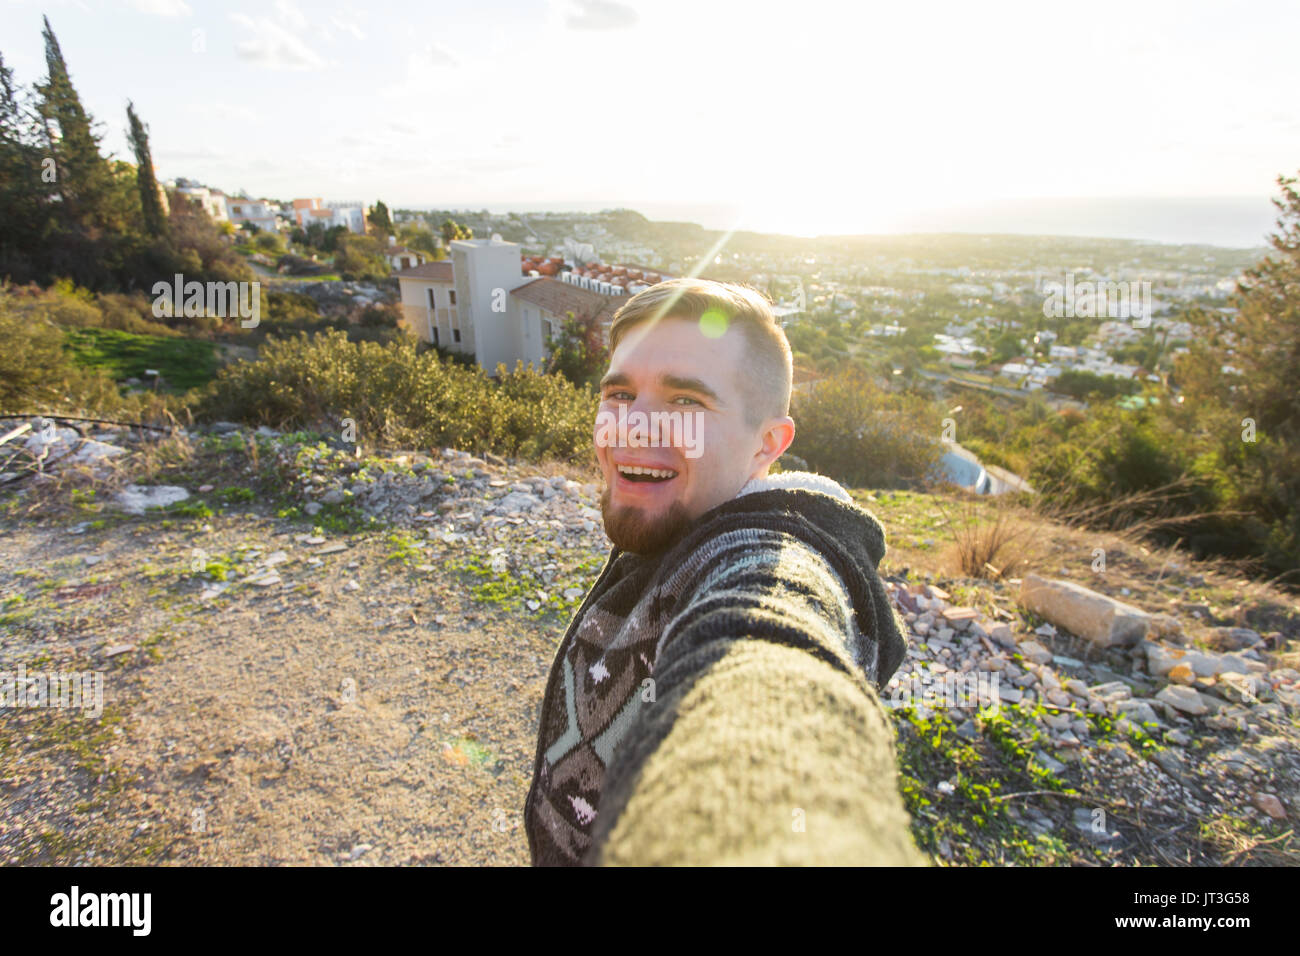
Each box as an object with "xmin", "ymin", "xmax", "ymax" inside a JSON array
[{"xmin": 524, "ymin": 277, "xmax": 928, "ymax": 866}]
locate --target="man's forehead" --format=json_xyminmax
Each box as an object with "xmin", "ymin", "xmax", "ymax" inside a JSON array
[{"xmin": 607, "ymin": 315, "xmax": 743, "ymax": 383}]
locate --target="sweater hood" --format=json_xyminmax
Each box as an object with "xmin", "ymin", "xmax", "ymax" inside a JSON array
[{"xmin": 644, "ymin": 470, "xmax": 906, "ymax": 688}]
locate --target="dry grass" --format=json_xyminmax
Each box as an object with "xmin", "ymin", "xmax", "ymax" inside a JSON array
[
  {"xmin": 937, "ymin": 496, "xmax": 1039, "ymax": 581},
  {"xmin": 5, "ymin": 413, "xmax": 194, "ymax": 521}
]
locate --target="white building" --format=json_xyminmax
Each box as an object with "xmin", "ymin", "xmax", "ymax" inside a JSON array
[
  {"xmin": 381, "ymin": 237, "xmax": 425, "ymax": 271},
  {"xmin": 292, "ymin": 197, "xmax": 368, "ymax": 234},
  {"xmin": 227, "ymin": 198, "xmax": 279, "ymax": 232},
  {"xmin": 394, "ymin": 236, "xmax": 637, "ymax": 372},
  {"xmin": 172, "ymin": 183, "xmax": 229, "ymax": 222}
]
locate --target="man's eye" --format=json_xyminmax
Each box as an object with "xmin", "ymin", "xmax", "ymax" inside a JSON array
[
  {"xmin": 605, "ymin": 391, "xmax": 633, "ymax": 401},
  {"xmin": 672, "ymin": 396, "xmax": 700, "ymax": 406}
]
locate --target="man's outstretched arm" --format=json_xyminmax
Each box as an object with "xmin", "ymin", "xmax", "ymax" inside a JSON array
[{"xmin": 584, "ymin": 529, "xmax": 931, "ymax": 866}]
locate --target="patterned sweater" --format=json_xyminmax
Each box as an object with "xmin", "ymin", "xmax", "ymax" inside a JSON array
[{"xmin": 523, "ymin": 471, "xmax": 928, "ymax": 866}]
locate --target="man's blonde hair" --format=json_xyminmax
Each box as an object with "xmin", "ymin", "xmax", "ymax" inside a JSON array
[{"xmin": 607, "ymin": 278, "xmax": 793, "ymax": 429}]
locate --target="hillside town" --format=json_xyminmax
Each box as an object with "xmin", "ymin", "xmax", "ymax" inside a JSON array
[{"xmin": 159, "ymin": 180, "xmax": 1257, "ymax": 414}]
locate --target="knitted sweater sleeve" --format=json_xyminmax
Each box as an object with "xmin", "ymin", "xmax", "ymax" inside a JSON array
[{"xmin": 584, "ymin": 528, "xmax": 930, "ymax": 866}]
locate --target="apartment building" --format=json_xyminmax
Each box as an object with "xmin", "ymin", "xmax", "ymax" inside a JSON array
[
  {"xmin": 395, "ymin": 236, "xmax": 664, "ymax": 373},
  {"xmin": 291, "ymin": 198, "xmax": 368, "ymax": 234},
  {"xmin": 172, "ymin": 182, "xmax": 228, "ymax": 222},
  {"xmin": 227, "ymin": 198, "xmax": 279, "ymax": 232}
]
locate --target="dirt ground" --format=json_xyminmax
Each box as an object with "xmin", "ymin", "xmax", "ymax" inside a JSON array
[{"xmin": 0, "ymin": 513, "xmax": 580, "ymax": 865}]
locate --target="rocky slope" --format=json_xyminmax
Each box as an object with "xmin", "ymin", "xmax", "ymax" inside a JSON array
[{"xmin": 0, "ymin": 417, "xmax": 1295, "ymax": 865}]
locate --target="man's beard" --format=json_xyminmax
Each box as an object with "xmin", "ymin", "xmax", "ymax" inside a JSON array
[{"xmin": 599, "ymin": 485, "xmax": 695, "ymax": 555}]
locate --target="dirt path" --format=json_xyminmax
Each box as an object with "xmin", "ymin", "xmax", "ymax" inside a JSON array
[{"xmin": 0, "ymin": 515, "xmax": 579, "ymax": 865}]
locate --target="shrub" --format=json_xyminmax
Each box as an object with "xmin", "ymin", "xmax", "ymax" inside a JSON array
[
  {"xmin": 790, "ymin": 366, "xmax": 943, "ymax": 488},
  {"xmin": 199, "ymin": 331, "xmax": 598, "ymax": 461}
]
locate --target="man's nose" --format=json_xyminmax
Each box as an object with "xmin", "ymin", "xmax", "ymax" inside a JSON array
[{"xmin": 626, "ymin": 396, "xmax": 672, "ymax": 448}]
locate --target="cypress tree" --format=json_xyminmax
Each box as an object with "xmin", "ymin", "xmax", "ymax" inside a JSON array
[
  {"xmin": 35, "ymin": 15, "xmax": 114, "ymax": 233},
  {"xmin": 126, "ymin": 100, "xmax": 166, "ymax": 237}
]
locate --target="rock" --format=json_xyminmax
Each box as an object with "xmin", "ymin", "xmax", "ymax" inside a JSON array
[
  {"xmin": 1033, "ymin": 623, "xmax": 1057, "ymax": 638},
  {"xmin": 1073, "ymin": 807, "xmax": 1120, "ymax": 843},
  {"xmin": 321, "ymin": 488, "xmax": 346, "ymax": 505},
  {"xmin": 1113, "ymin": 699, "xmax": 1160, "ymax": 725},
  {"xmin": 1155, "ymin": 684, "xmax": 1209, "ymax": 716},
  {"xmin": 986, "ymin": 623, "xmax": 1015, "ymax": 647},
  {"xmin": 1214, "ymin": 672, "xmax": 1263, "ymax": 705},
  {"xmin": 102, "ymin": 644, "xmax": 136, "ymax": 658},
  {"xmin": 1032, "ymin": 749, "xmax": 1067, "ymax": 775},
  {"xmin": 209, "ymin": 421, "xmax": 241, "ymax": 434},
  {"xmin": 1146, "ymin": 613, "xmax": 1185, "ymax": 643},
  {"xmin": 114, "ymin": 484, "xmax": 190, "ymax": 515},
  {"xmin": 1019, "ymin": 574, "xmax": 1150, "ymax": 646},
  {"xmin": 1207, "ymin": 627, "xmax": 1265, "ymax": 650},
  {"xmin": 68, "ymin": 439, "xmax": 128, "ymax": 465},
  {"xmin": 494, "ymin": 491, "xmax": 540, "ymax": 513},
  {"xmin": 316, "ymin": 543, "xmax": 348, "ymax": 555},
  {"xmin": 1045, "ymin": 688, "xmax": 1073, "ymax": 708},
  {"xmin": 562, "ymin": 587, "xmax": 584, "ymax": 600},
  {"xmin": 1150, "ymin": 749, "xmax": 1185, "ymax": 778},
  {"xmin": 998, "ymin": 685, "xmax": 1023, "ymax": 704},
  {"xmin": 199, "ymin": 582, "xmax": 229, "ymax": 601},
  {"xmin": 1147, "ymin": 643, "xmax": 1257, "ymax": 680},
  {"xmin": 955, "ymin": 719, "xmax": 980, "ymax": 741},
  {"xmin": 1090, "ymin": 680, "xmax": 1132, "ymax": 702},
  {"xmin": 1018, "ymin": 640, "xmax": 1052, "ymax": 665},
  {"xmin": 303, "ymin": 502, "xmax": 323, "ymax": 516},
  {"xmin": 1167, "ymin": 663, "xmax": 1196, "ymax": 685},
  {"xmin": 1252, "ymin": 793, "xmax": 1286, "ymax": 820},
  {"xmin": 1164, "ymin": 728, "xmax": 1192, "ymax": 746},
  {"xmin": 941, "ymin": 606, "xmax": 978, "ymax": 629}
]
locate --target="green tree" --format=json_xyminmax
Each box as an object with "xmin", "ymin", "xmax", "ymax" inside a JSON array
[
  {"xmin": 545, "ymin": 312, "xmax": 608, "ymax": 388},
  {"xmin": 35, "ymin": 16, "xmax": 118, "ymax": 235},
  {"xmin": 125, "ymin": 100, "xmax": 166, "ymax": 237},
  {"xmin": 0, "ymin": 52, "xmax": 50, "ymax": 283},
  {"xmin": 440, "ymin": 218, "xmax": 472, "ymax": 244},
  {"xmin": 367, "ymin": 199, "xmax": 393, "ymax": 239}
]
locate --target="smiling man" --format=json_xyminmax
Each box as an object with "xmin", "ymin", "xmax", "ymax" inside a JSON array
[{"xmin": 523, "ymin": 278, "xmax": 928, "ymax": 866}]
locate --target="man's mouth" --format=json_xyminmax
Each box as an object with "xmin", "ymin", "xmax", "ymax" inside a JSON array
[{"xmin": 615, "ymin": 464, "xmax": 679, "ymax": 484}]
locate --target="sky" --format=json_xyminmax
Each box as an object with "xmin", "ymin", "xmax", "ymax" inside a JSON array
[{"xmin": 1, "ymin": 0, "xmax": 1297, "ymax": 245}]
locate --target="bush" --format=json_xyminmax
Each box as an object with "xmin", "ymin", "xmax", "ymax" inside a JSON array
[
  {"xmin": 789, "ymin": 366, "xmax": 943, "ymax": 488},
  {"xmin": 199, "ymin": 331, "xmax": 597, "ymax": 461},
  {"xmin": 0, "ymin": 293, "xmax": 175, "ymax": 417}
]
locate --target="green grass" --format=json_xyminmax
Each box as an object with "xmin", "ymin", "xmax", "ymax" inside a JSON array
[{"xmin": 64, "ymin": 327, "xmax": 219, "ymax": 391}]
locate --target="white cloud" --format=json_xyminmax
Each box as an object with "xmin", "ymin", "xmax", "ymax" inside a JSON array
[
  {"xmin": 274, "ymin": 0, "xmax": 309, "ymax": 32},
  {"xmin": 231, "ymin": 12, "xmax": 329, "ymax": 71},
  {"xmin": 329, "ymin": 15, "xmax": 365, "ymax": 41},
  {"xmin": 565, "ymin": 0, "xmax": 638, "ymax": 30},
  {"xmin": 128, "ymin": 0, "xmax": 192, "ymax": 15}
]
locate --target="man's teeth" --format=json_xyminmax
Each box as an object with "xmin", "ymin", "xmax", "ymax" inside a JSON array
[{"xmin": 618, "ymin": 466, "xmax": 678, "ymax": 478}]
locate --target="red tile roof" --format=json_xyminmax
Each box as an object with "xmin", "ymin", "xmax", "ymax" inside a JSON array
[
  {"xmin": 394, "ymin": 261, "xmax": 454, "ymax": 281},
  {"xmin": 512, "ymin": 277, "xmax": 624, "ymax": 326}
]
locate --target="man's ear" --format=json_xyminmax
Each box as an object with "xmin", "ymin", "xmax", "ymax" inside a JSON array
[{"xmin": 752, "ymin": 416, "xmax": 796, "ymax": 475}]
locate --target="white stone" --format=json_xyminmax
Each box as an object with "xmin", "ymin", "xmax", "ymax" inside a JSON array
[
  {"xmin": 114, "ymin": 484, "xmax": 190, "ymax": 515},
  {"xmin": 1019, "ymin": 573, "xmax": 1149, "ymax": 646}
]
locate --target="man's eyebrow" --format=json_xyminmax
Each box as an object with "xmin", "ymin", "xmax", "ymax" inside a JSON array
[
  {"xmin": 660, "ymin": 374, "xmax": 721, "ymax": 403},
  {"xmin": 597, "ymin": 371, "xmax": 722, "ymax": 404}
]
